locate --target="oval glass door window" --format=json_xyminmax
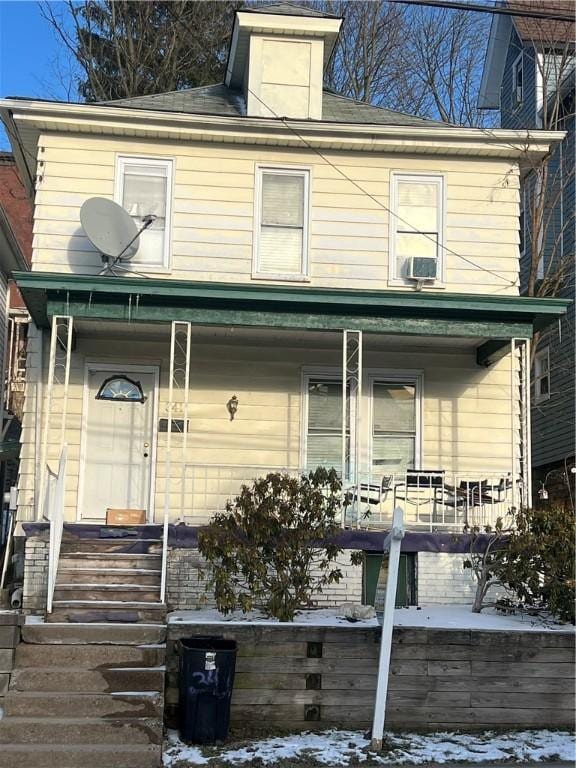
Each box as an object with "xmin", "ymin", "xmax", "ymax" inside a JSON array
[{"xmin": 95, "ymin": 375, "xmax": 145, "ymax": 403}]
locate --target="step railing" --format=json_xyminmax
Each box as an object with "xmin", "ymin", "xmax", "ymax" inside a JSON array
[{"xmin": 45, "ymin": 445, "xmax": 68, "ymax": 614}]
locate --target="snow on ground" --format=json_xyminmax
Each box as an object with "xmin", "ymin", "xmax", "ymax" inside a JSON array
[
  {"xmin": 168, "ymin": 604, "xmax": 573, "ymax": 633},
  {"xmin": 163, "ymin": 728, "xmax": 576, "ymax": 766},
  {"xmin": 394, "ymin": 604, "xmax": 575, "ymax": 633},
  {"xmin": 168, "ymin": 607, "xmax": 379, "ymax": 628}
]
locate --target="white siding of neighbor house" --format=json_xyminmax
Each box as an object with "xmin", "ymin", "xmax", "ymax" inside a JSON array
[
  {"xmin": 16, "ymin": 331, "xmax": 518, "ymax": 524},
  {"xmin": 32, "ymin": 134, "xmax": 521, "ymax": 294}
]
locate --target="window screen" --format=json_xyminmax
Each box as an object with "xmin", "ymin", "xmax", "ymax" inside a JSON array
[
  {"xmin": 372, "ymin": 382, "xmax": 417, "ymax": 474},
  {"xmin": 119, "ymin": 159, "xmax": 170, "ymax": 267},
  {"xmin": 306, "ymin": 378, "xmax": 347, "ymax": 473},
  {"xmin": 394, "ymin": 177, "xmax": 442, "ymax": 280},
  {"xmin": 258, "ymin": 171, "xmax": 307, "ymax": 275}
]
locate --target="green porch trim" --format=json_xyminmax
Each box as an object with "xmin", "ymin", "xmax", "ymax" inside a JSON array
[
  {"xmin": 476, "ymin": 339, "xmax": 514, "ymax": 367},
  {"xmin": 47, "ymin": 299, "xmax": 534, "ymax": 339},
  {"xmin": 14, "ymin": 271, "xmax": 570, "ymax": 338}
]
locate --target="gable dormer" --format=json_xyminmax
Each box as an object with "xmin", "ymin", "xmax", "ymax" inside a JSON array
[{"xmin": 225, "ymin": 3, "xmax": 342, "ymax": 120}]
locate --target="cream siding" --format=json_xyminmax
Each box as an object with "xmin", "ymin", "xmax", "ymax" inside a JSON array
[
  {"xmin": 32, "ymin": 134, "xmax": 521, "ymax": 294},
  {"xmin": 17, "ymin": 330, "xmax": 519, "ymax": 524}
]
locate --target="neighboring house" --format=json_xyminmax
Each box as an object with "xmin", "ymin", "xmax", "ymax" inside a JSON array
[
  {"xmin": 480, "ymin": 0, "xmax": 575, "ymax": 507},
  {"xmin": 0, "ymin": 2, "xmax": 570, "ymax": 618},
  {"xmin": 0, "ymin": 153, "xmax": 31, "ymax": 553}
]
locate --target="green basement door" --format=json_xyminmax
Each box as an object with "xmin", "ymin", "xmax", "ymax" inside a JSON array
[{"xmin": 363, "ymin": 553, "xmax": 417, "ymax": 608}]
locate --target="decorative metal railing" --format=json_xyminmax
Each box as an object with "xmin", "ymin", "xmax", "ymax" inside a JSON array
[{"xmin": 177, "ymin": 464, "xmax": 521, "ymax": 532}]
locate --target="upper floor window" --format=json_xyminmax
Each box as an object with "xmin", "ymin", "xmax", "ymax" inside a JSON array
[
  {"xmin": 390, "ymin": 174, "xmax": 444, "ymax": 285},
  {"xmin": 534, "ymin": 346, "xmax": 550, "ymax": 402},
  {"xmin": 512, "ymin": 52, "xmax": 524, "ymax": 108},
  {"xmin": 253, "ymin": 167, "xmax": 310, "ymax": 280},
  {"xmin": 116, "ymin": 156, "xmax": 172, "ymax": 269}
]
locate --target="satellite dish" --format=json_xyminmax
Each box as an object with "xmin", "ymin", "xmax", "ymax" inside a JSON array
[{"xmin": 80, "ymin": 197, "xmax": 140, "ymax": 261}]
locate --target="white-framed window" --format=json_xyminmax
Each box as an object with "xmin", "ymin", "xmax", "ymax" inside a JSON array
[
  {"xmin": 370, "ymin": 377, "xmax": 420, "ymax": 475},
  {"xmin": 115, "ymin": 156, "xmax": 173, "ymax": 270},
  {"xmin": 534, "ymin": 346, "xmax": 550, "ymax": 402},
  {"xmin": 512, "ymin": 52, "xmax": 524, "ymax": 108},
  {"xmin": 389, "ymin": 174, "xmax": 444, "ymax": 285},
  {"xmin": 253, "ymin": 166, "xmax": 310, "ymax": 280},
  {"xmin": 301, "ymin": 369, "xmax": 422, "ymax": 476},
  {"xmin": 303, "ymin": 373, "xmax": 347, "ymax": 474}
]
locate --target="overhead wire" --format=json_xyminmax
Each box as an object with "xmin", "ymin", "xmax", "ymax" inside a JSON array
[{"xmin": 245, "ymin": 85, "xmax": 518, "ymax": 287}]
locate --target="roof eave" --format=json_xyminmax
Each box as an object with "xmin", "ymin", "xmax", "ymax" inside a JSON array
[
  {"xmin": 14, "ymin": 272, "xmax": 570, "ymax": 339},
  {"xmin": 1, "ymin": 98, "xmax": 566, "ymax": 161}
]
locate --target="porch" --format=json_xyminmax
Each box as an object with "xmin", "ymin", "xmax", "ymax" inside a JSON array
[{"xmin": 14, "ymin": 270, "xmax": 569, "ymax": 538}]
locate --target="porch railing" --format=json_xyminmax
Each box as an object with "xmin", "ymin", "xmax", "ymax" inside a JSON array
[
  {"xmin": 45, "ymin": 445, "xmax": 67, "ymax": 614},
  {"xmin": 176, "ymin": 464, "xmax": 520, "ymax": 532}
]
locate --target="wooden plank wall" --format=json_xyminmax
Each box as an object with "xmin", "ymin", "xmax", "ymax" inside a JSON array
[
  {"xmin": 166, "ymin": 623, "xmax": 575, "ymax": 731},
  {"xmin": 0, "ymin": 613, "xmax": 22, "ymax": 703}
]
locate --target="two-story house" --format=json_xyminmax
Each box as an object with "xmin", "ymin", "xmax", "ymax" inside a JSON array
[
  {"xmin": 480, "ymin": 0, "xmax": 575, "ymax": 507},
  {"xmin": 0, "ymin": 2, "xmax": 570, "ymax": 623}
]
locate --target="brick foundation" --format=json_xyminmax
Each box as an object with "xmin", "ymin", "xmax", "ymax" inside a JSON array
[
  {"xmin": 22, "ymin": 535, "xmax": 49, "ymax": 614},
  {"xmin": 166, "ymin": 548, "xmax": 363, "ymax": 611}
]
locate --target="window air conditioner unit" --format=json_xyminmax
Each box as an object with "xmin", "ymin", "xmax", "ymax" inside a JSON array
[{"xmin": 408, "ymin": 256, "xmax": 437, "ymax": 281}]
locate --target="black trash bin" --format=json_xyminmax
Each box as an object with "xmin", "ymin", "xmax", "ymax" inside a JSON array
[{"xmin": 179, "ymin": 636, "xmax": 237, "ymax": 744}]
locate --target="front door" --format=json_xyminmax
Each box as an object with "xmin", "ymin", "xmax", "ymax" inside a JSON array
[{"xmin": 80, "ymin": 367, "xmax": 157, "ymax": 521}]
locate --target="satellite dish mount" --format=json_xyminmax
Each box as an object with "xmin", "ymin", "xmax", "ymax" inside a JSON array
[{"xmin": 80, "ymin": 197, "xmax": 156, "ymax": 277}]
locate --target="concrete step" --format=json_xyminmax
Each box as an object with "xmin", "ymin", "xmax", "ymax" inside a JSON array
[
  {"xmin": 22, "ymin": 622, "xmax": 166, "ymax": 645},
  {"xmin": 10, "ymin": 666, "xmax": 165, "ymax": 693},
  {"xmin": 4, "ymin": 691, "xmax": 164, "ymax": 718},
  {"xmin": 0, "ymin": 744, "xmax": 161, "ymax": 768},
  {"xmin": 48, "ymin": 601, "xmax": 167, "ymax": 624},
  {"xmin": 56, "ymin": 567, "xmax": 161, "ymax": 586},
  {"xmin": 53, "ymin": 584, "xmax": 161, "ymax": 602},
  {"xmin": 15, "ymin": 642, "xmax": 165, "ymax": 668},
  {"xmin": 0, "ymin": 716, "xmax": 163, "ymax": 745},
  {"xmin": 61, "ymin": 538, "xmax": 162, "ymax": 555},
  {"xmin": 59, "ymin": 553, "xmax": 162, "ymax": 570}
]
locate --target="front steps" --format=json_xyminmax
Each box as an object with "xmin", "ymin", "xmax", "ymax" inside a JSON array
[
  {"xmin": 48, "ymin": 530, "xmax": 166, "ymax": 624},
  {"xmin": 1, "ymin": 622, "xmax": 165, "ymax": 768}
]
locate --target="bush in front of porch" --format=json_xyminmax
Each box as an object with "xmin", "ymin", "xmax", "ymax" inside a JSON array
[
  {"xmin": 464, "ymin": 505, "xmax": 575, "ymax": 623},
  {"xmin": 198, "ymin": 468, "xmax": 362, "ymax": 621}
]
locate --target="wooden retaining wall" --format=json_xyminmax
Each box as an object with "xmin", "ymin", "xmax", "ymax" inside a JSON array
[
  {"xmin": 0, "ymin": 612, "xmax": 22, "ymax": 705},
  {"xmin": 166, "ymin": 623, "xmax": 575, "ymax": 731}
]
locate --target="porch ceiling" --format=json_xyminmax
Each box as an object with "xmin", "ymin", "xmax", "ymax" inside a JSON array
[{"xmin": 15, "ymin": 272, "xmax": 569, "ymax": 364}]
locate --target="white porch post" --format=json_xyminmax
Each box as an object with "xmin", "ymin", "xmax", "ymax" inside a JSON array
[
  {"xmin": 40, "ymin": 315, "xmax": 73, "ymax": 517},
  {"xmin": 511, "ymin": 337, "xmax": 533, "ymax": 510},
  {"xmin": 161, "ymin": 321, "xmax": 192, "ymax": 603},
  {"xmin": 342, "ymin": 329, "xmax": 363, "ymax": 528}
]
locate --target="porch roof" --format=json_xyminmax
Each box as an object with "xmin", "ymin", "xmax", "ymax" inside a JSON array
[{"xmin": 14, "ymin": 271, "xmax": 570, "ymax": 364}]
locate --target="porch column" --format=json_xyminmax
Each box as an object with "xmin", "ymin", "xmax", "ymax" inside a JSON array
[
  {"xmin": 342, "ymin": 329, "xmax": 363, "ymax": 527},
  {"xmin": 162, "ymin": 321, "xmax": 191, "ymax": 602},
  {"xmin": 511, "ymin": 337, "xmax": 532, "ymax": 510},
  {"xmin": 39, "ymin": 315, "xmax": 73, "ymax": 518}
]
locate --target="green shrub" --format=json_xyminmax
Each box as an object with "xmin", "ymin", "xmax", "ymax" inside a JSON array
[{"xmin": 198, "ymin": 468, "xmax": 361, "ymax": 621}]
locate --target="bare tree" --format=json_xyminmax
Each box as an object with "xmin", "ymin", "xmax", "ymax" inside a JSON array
[
  {"xmin": 39, "ymin": 0, "xmax": 240, "ymax": 102},
  {"xmin": 317, "ymin": 1, "xmax": 496, "ymax": 126}
]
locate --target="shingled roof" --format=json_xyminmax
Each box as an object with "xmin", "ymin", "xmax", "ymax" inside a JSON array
[
  {"xmin": 246, "ymin": 2, "xmax": 340, "ymax": 18},
  {"xmin": 507, "ymin": 0, "xmax": 575, "ymax": 43},
  {"xmin": 103, "ymin": 83, "xmax": 448, "ymax": 127}
]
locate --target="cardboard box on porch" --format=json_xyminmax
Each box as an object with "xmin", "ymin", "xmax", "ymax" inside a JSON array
[{"xmin": 106, "ymin": 508, "xmax": 146, "ymax": 525}]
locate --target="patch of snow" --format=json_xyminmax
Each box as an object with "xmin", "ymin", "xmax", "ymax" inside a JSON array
[
  {"xmin": 164, "ymin": 730, "xmax": 210, "ymax": 766},
  {"xmin": 394, "ymin": 604, "xmax": 575, "ymax": 633},
  {"xmin": 24, "ymin": 615, "xmax": 45, "ymax": 624},
  {"xmin": 168, "ymin": 607, "xmax": 379, "ymax": 628},
  {"xmin": 162, "ymin": 729, "xmax": 576, "ymax": 766}
]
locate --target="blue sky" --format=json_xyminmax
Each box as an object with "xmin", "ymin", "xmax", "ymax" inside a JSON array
[{"xmin": 0, "ymin": 1, "xmax": 75, "ymax": 148}]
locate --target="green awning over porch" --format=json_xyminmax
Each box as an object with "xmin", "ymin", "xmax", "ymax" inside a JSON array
[{"xmin": 14, "ymin": 271, "xmax": 570, "ymax": 365}]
